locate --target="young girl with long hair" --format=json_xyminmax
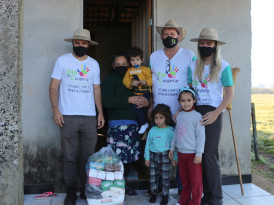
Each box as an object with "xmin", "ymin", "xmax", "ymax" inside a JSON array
[
  {"xmin": 170, "ymin": 86, "xmax": 205, "ymax": 205},
  {"xmin": 144, "ymin": 104, "xmax": 177, "ymax": 205}
]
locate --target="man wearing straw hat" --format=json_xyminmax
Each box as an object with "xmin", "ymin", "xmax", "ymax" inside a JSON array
[
  {"xmin": 146, "ymin": 20, "xmax": 196, "ymax": 199},
  {"xmin": 49, "ymin": 29, "xmax": 105, "ymax": 205}
]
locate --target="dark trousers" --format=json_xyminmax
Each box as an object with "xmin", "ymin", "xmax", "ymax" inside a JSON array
[
  {"xmin": 196, "ymin": 106, "xmax": 223, "ymax": 205},
  {"xmin": 132, "ymin": 93, "xmax": 150, "ymax": 125},
  {"xmin": 60, "ymin": 115, "xmax": 97, "ymax": 188},
  {"xmin": 149, "ymin": 151, "xmax": 171, "ymax": 196}
]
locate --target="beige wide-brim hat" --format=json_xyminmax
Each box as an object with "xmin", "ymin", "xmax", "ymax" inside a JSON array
[
  {"xmin": 190, "ymin": 28, "xmax": 226, "ymax": 45},
  {"xmin": 156, "ymin": 20, "xmax": 186, "ymax": 42},
  {"xmin": 64, "ymin": 29, "xmax": 99, "ymax": 45}
]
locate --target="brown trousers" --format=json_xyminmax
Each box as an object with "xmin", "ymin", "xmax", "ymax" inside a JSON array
[{"xmin": 60, "ymin": 115, "xmax": 97, "ymax": 188}]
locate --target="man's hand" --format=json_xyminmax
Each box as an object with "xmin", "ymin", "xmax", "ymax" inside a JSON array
[
  {"xmin": 169, "ymin": 150, "xmax": 174, "ymax": 160},
  {"xmin": 97, "ymin": 113, "xmax": 105, "ymax": 129},
  {"xmin": 140, "ymin": 79, "xmax": 147, "ymax": 85},
  {"xmin": 193, "ymin": 156, "xmax": 202, "ymax": 164},
  {"xmin": 172, "ymin": 160, "xmax": 178, "ymax": 167},
  {"xmin": 53, "ymin": 108, "xmax": 64, "ymax": 127},
  {"xmin": 145, "ymin": 160, "xmax": 150, "ymax": 167},
  {"xmin": 131, "ymin": 80, "xmax": 140, "ymax": 87}
]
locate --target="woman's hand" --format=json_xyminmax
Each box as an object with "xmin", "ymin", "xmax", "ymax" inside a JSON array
[
  {"xmin": 145, "ymin": 160, "xmax": 150, "ymax": 167},
  {"xmin": 128, "ymin": 96, "xmax": 149, "ymax": 108},
  {"xmin": 169, "ymin": 150, "xmax": 174, "ymax": 160},
  {"xmin": 193, "ymin": 156, "xmax": 202, "ymax": 164},
  {"xmin": 199, "ymin": 109, "xmax": 220, "ymax": 126},
  {"xmin": 136, "ymin": 96, "xmax": 149, "ymax": 108},
  {"xmin": 172, "ymin": 160, "xmax": 178, "ymax": 167}
]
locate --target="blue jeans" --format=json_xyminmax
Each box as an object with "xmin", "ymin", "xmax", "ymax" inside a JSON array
[
  {"xmin": 132, "ymin": 93, "xmax": 150, "ymax": 125},
  {"xmin": 150, "ymin": 121, "xmax": 183, "ymax": 190}
]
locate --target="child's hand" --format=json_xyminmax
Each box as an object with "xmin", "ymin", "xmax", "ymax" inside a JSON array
[
  {"xmin": 172, "ymin": 109, "xmax": 182, "ymax": 124},
  {"xmin": 140, "ymin": 79, "xmax": 147, "ymax": 85},
  {"xmin": 172, "ymin": 160, "xmax": 178, "ymax": 167},
  {"xmin": 131, "ymin": 80, "xmax": 140, "ymax": 87},
  {"xmin": 145, "ymin": 160, "xmax": 150, "ymax": 167},
  {"xmin": 193, "ymin": 156, "xmax": 202, "ymax": 164},
  {"xmin": 169, "ymin": 150, "xmax": 174, "ymax": 160}
]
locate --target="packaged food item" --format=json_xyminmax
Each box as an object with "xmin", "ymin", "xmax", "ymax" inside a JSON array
[
  {"xmin": 101, "ymin": 190, "xmax": 119, "ymax": 198},
  {"xmin": 85, "ymin": 146, "xmax": 125, "ymax": 205},
  {"xmin": 85, "ymin": 183, "xmax": 103, "ymax": 199},
  {"xmin": 110, "ymin": 187, "xmax": 125, "ymax": 195},
  {"xmin": 88, "ymin": 177, "xmax": 102, "ymax": 186},
  {"xmin": 105, "ymin": 172, "xmax": 115, "ymax": 181},
  {"xmin": 113, "ymin": 180, "xmax": 125, "ymax": 189},
  {"xmin": 100, "ymin": 180, "xmax": 113, "ymax": 191},
  {"xmin": 114, "ymin": 171, "xmax": 123, "ymax": 180},
  {"xmin": 97, "ymin": 170, "xmax": 106, "ymax": 180}
]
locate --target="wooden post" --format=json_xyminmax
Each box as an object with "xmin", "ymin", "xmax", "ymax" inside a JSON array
[
  {"xmin": 251, "ymin": 103, "xmax": 260, "ymax": 161},
  {"xmin": 228, "ymin": 110, "xmax": 244, "ymax": 195}
]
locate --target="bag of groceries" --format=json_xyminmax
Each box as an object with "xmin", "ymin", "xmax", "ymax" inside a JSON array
[{"xmin": 85, "ymin": 146, "xmax": 125, "ymax": 204}]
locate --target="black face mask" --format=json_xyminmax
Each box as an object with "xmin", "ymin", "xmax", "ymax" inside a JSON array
[
  {"xmin": 163, "ymin": 36, "xmax": 178, "ymax": 48},
  {"xmin": 198, "ymin": 46, "xmax": 216, "ymax": 57},
  {"xmin": 114, "ymin": 66, "xmax": 128, "ymax": 76},
  {"xmin": 73, "ymin": 46, "xmax": 88, "ymax": 57}
]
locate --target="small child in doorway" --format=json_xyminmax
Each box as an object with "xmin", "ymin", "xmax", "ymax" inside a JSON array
[
  {"xmin": 169, "ymin": 86, "xmax": 205, "ymax": 205},
  {"xmin": 144, "ymin": 104, "xmax": 177, "ymax": 205},
  {"xmin": 123, "ymin": 46, "xmax": 152, "ymax": 134}
]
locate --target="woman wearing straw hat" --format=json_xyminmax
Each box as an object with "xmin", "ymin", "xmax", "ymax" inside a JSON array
[{"xmin": 188, "ymin": 28, "xmax": 234, "ymax": 205}]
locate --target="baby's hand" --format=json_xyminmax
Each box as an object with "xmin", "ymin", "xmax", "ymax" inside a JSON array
[
  {"xmin": 193, "ymin": 156, "xmax": 202, "ymax": 164},
  {"xmin": 140, "ymin": 79, "xmax": 147, "ymax": 85},
  {"xmin": 172, "ymin": 160, "xmax": 178, "ymax": 167},
  {"xmin": 131, "ymin": 80, "xmax": 140, "ymax": 87},
  {"xmin": 169, "ymin": 150, "xmax": 174, "ymax": 160},
  {"xmin": 145, "ymin": 160, "xmax": 150, "ymax": 167}
]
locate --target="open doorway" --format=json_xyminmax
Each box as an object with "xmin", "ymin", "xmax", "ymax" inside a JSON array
[{"xmin": 83, "ymin": 0, "xmax": 152, "ymax": 182}]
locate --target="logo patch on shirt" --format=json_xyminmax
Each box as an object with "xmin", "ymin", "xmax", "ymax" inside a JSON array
[{"xmin": 77, "ymin": 65, "xmax": 89, "ymax": 78}]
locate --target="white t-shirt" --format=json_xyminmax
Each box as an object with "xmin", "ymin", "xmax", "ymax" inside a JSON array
[
  {"xmin": 188, "ymin": 59, "xmax": 233, "ymax": 108},
  {"xmin": 149, "ymin": 48, "xmax": 196, "ymax": 115},
  {"xmin": 51, "ymin": 53, "xmax": 100, "ymax": 116}
]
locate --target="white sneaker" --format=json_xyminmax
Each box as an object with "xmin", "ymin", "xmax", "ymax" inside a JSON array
[
  {"xmin": 138, "ymin": 123, "xmax": 149, "ymax": 134},
  {"xmin": 175, "ymin": 203, "xmax": 180, "ymax": 205}
]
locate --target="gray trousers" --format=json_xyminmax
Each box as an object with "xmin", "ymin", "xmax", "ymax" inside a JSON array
[
  {"xmin": 196, "ymin": 106, "xmax": 223, "ymax": 205},
  {"xmin": 60, "ymin": 115, "xmax": 97, "ymax": 188},
  {"xmin": 149, "ymin": 151, "xmax": 171, "ymax": 196}
]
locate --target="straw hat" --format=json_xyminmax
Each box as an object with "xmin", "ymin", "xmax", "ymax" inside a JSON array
[
  {"xmin": 64, "ymin": 29, "xmax": 99, "ymax": 45},
  {"xmin": 190, "ymin": 28, "xmax": 226, "ymax": 45},
  {"xmin": 156, "ymin": 20, "xmax": 186, "ymax": 42}
]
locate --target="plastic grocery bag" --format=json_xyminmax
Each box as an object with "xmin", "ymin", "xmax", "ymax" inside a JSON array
[{"xmin": 85, "ymin": 145, "xmax": 125, "ymax": 200}]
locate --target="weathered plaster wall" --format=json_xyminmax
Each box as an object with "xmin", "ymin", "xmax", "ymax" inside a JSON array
[
  {"xmin": 0, "ymin": 0, "xmax": 24, "ymax": 204},
  {"xmin": 154, "ymin": 0, "xmax": 251, "ymax": 175},
  {"xmin": 22, "ymin": 0, "xmax": 83, "ymax": 191}
]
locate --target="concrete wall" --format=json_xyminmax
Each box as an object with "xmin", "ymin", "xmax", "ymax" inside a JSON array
[
  {"xmin": 154, "ymin": 0, "xmax": 251, "ymax": 175},
  {"xmin": 22, "ymin": 0, "xmax": 83, "ymax": 191},
  {"xmin": 0, "ymin": 0, "xmax": 24, "ymax": 204}
]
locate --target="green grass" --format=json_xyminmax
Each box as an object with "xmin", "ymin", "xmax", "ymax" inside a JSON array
[{"xmin": 251, "ymin": 94, "xmax": 274, "ymax": 155}]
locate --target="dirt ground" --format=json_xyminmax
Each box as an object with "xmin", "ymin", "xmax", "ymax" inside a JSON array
[{"xmin": 251, "ymin": 151, "xmax": 274, "ymax": 195}]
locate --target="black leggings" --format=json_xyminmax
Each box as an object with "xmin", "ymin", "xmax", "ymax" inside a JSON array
[{"xmin": 196, "ymin": 105, "xmax": 223, "ymax": 204}]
